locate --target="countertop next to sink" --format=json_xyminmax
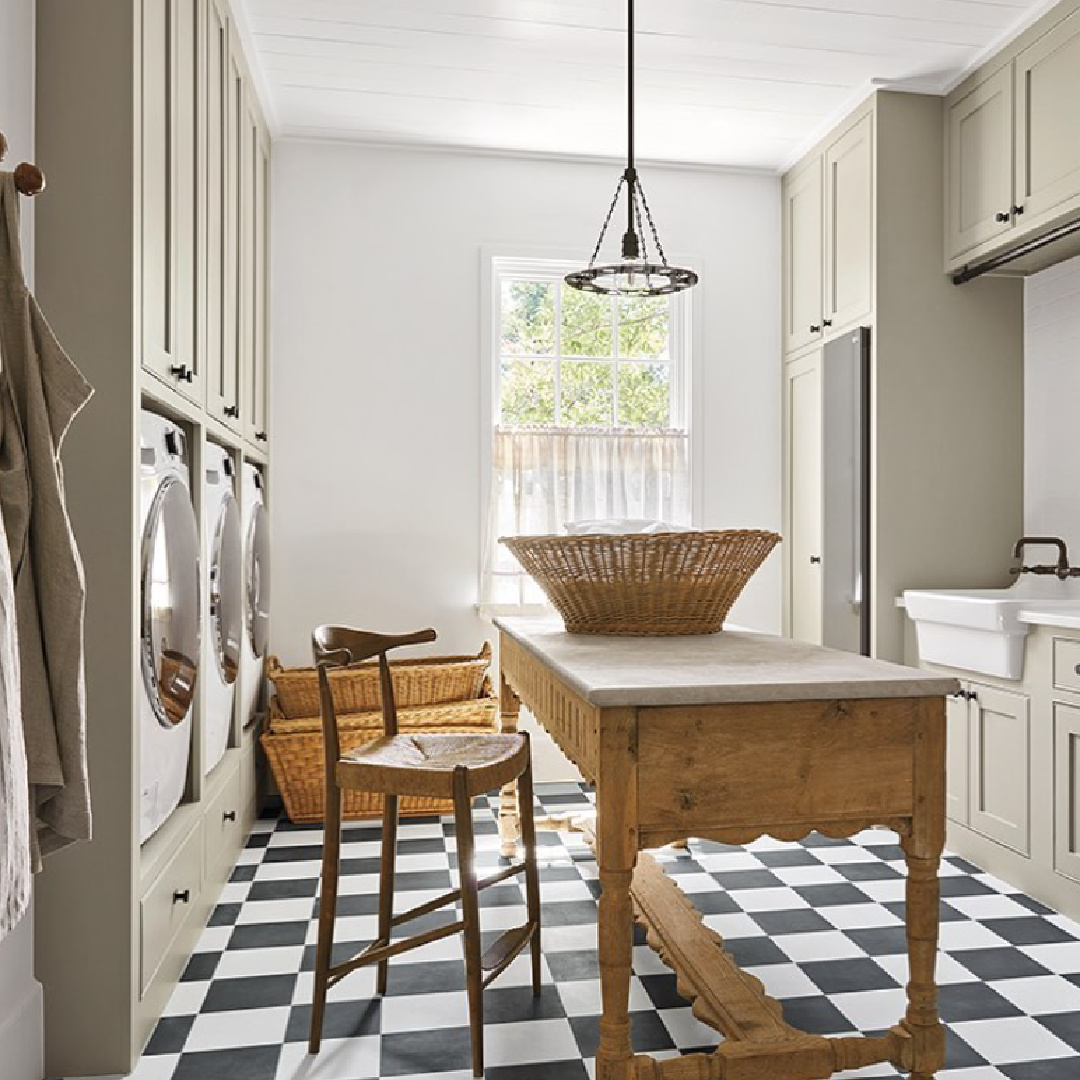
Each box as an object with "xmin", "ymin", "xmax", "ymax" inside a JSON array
[{"xmin": 1018, "ymin": 606, "xmax": 1080, "ymax": 630}]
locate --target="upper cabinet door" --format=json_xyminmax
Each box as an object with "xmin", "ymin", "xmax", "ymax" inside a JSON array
[
  {"xmin": 1015, "ymin": 12, "xmax": 1080, "ymax": 231},
  {"xmin": 823, "ymin": 114, "xmax": 873, "ymax": 333},
  {"xmin": 204, "ymin": 0, "xmax": 240, "ymax": 430},
  {"xmin": 782, "ymin": 157, "xmax": 823, "ymax": 355},
  {"xmin": 142, "ymin": 0, "xmax": 203, "ymax": 403},
  {"xmin": 946, "ymin": 66, "xmax": 1015, "ymax": 263}
]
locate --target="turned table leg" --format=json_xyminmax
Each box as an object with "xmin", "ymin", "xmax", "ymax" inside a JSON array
[
  {"xmin": 498, "ymin": 674, "xmax": 522, "ymax": 858},
  {"xmin": 900, "ymin": 699, "xmax": 947, "ymax": 1080}
]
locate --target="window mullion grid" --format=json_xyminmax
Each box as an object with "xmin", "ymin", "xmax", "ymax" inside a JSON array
[{"xmin": 554, "ymin": 281, "xmax": 563, "ymax": 428}]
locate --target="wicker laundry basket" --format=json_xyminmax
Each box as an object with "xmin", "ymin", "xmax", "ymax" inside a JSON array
[
  {"xmin": 266, "ymin": 642, "xmax": 492, "ymax": 719},
  {"xmin": 501, "ymin": 529, "xmax": 781, "ymax": 635}
]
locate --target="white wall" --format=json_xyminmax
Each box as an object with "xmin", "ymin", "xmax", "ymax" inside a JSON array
[
  {"xmin": 269, "ymin": 142, "xmax": 780, "ymax": 773},
  {"xmin": 0, "ymin": 2, "xmax": 43, "ymax": 1078},
  {"xmin": 1025, "ymin": 255, "xmax": 1080, "ymax": 559}
]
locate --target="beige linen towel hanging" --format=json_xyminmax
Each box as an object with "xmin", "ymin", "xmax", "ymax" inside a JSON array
[
  {"xmin": 0, "ymin": 172, "xmax": 93, "ymax": 868},
  {"xmin": 0, "ymin": 323, "xmax": 28, "ymax": 938}
]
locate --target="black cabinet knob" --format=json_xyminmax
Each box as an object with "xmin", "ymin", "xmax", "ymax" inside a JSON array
[
  {"xmin": 255, "ymin": 431, "xmax": 268, "ymax": 443},
  {"xmin": 809, "ymin": 324, "xmax": 821, "ymax": 334},
  {"xmin": 224, "ymin": 405, "xmax": 239, "ymax": 419},
  {"xmin": 169, "ymin": 365, "xmax": 194, "ymax": 383},
  {"xmin": 995, "ymin": 211, "xmax": 1010, "ymax": 222},
  {"xmin": 172, "ymin": 889, "xmax": 190, "ymax": 905},
  {"xmin": 809, "ymin": 555, "xmax": 822, "ymax": 565},
  {"xmin": 1011, "ymin": 204, "xmax": 1025, "ymax": 216},
  {"xmin": 223, "ymin": 810, "xmax": 237, "ymax": 822},
  {"xmin": 822, "ymin": 318, "xmax": 833, "ymax": 327},
  {"xmin": 1073, "ymin": 662, "xmax": 1080, "ymax": 676}
]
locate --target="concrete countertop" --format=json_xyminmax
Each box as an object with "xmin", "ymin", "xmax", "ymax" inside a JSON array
[{"xmin": 494, "ymin": 616, "xmax": 959, "ymax": 708}]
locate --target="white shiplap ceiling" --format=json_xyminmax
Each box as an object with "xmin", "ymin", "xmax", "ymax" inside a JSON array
[{"xmin": 240, "ymin": 0, "xmax": 1056, "ymax": 170}]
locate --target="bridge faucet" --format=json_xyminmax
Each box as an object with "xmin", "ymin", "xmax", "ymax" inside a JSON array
[{"xmin": 1010, "ymin": 536, "xmax": 1079, "ymax": 580}]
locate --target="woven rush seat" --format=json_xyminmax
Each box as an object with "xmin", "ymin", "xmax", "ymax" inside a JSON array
[{"xmin": 337, "ymin": 732, "xmax": 528, "ymax": 798}]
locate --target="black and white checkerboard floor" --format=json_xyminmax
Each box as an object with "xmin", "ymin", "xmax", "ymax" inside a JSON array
[{"xmin": 127, "ymin": 783, "xmax": 1080, "ymax": 1080}]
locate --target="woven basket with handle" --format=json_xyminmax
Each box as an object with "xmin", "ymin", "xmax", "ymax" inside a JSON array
[
  {"xmin": 266, "ymin": 642, "xmax": 492, "ymax": 719},
  {"xmin": 501, "ymin": 529, "xmax": 780, "ymax": 635}
]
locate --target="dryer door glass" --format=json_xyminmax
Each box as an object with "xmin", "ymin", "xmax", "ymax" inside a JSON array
[
  {"xmin": 141, "ymin": 477, "xmax": 201, "ymax": 727},
  {"xmin": 247, "ymin": 502, "xmax": 270, "ymax": 658},
  {"xmin": 212, "ymin": 494, "xmax": 243, "ymax": 684}
]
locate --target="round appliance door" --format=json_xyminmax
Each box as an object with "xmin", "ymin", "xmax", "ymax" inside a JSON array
[
  {"xmin": 211, "ymin": 493, "xmax": 243, "ymax": 685},
  {"xmin": 141, "ymin": 476, "xmax": 201, "ymax": 727},
  {"xmin": 246, "ymin": 502, "xmax": 270, "ymax": 658}
]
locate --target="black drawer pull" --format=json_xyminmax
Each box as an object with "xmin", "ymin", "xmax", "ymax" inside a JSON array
[
  {"xmin": 169, "ymin": 365, "xmax": 194, "ymax": 384},
  {"xmin": 224, "ymin": 405, "xmax": 239, "ymax": 419},
  {"xmin": 255, "ymin": 431, "xmax": 268, "ymax": 443},
  {"xmin": 172, "ymin": 889, "xmax": 190, "ymax": 905},
  {"xmin": 1073, "ymin": 662, "xmax": 1080, "ymax": 676},
  {"xmin": 223, "ymin": 810, "xmax": 237, "ymax": 822}
]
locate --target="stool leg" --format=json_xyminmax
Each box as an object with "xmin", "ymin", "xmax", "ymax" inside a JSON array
[
  {"xmin": 310, "ymin": 785, "xmax": 342, "ymax": 1054},
  {"xmin": 517, "ymin": 735, "xmax": 542, "ymax": 996},
  {"xmin": 377, "ymin": 793, "xmax": 399, "ymax": 995},
  {"xmin": 454, "ymin": 767, "xmax": 484, "ymax": 1078}
]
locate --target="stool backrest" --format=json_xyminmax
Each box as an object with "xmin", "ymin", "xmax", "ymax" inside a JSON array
[{"xmin": 311, "ymin": 626, "xmax": 438, "ymax": 771}]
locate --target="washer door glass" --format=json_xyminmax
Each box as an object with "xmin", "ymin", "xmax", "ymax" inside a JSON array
[
  {"xmin": 247, "ymin": 502, "xmax": 270, "ymax": 658},
  {"xmin": 211, "ymin": 493, "xmax": 243, "ymax": 684},
  {"xmin": 142, "ymin": 476, "xmax": 201, "ymax": 727}
]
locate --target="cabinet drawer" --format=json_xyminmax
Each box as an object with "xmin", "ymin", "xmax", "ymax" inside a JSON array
[
  {"xmin": 1053, "ymin": 638, "xmax": 1080, "ymax": 694},
  {"xmin": 141, "ymin": 822, "xmax": 203, "ymax": 993},
  {"xmin": 205, "ymin": 759, "xmax": 245, "ymax": 879}
]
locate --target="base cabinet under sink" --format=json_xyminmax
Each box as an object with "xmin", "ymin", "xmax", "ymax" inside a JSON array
[{"xmin": 925, "ymin": 626, "xmax": 1080, "ymax": 923}]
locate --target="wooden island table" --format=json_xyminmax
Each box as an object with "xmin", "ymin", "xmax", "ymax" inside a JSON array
[{"xmin": 493, "ymin": 618, "xmax": 958, "ymax": 1080}]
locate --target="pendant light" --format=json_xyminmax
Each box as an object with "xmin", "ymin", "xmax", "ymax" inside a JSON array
[{"xmin": 565, "ymin": 0, "xmax": 698, "ymax": 297}]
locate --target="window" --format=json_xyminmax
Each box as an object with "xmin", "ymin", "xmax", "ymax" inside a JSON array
[{"xmin": 482, "ymin": 257, "xmax": 694, "ymax": 611}]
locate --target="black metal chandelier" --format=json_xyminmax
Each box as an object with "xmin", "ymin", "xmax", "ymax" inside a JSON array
[{"xmin": 565, "ymin": 0, "xmax": 699, "ymax": 298}]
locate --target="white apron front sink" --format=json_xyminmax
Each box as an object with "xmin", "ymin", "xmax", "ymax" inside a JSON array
[{"xmin": 903, "ymin": 585, "xmax": 1080, "ymax": 679}]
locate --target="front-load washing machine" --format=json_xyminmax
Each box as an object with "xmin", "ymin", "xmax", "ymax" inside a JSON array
[
  {"xmin": 239, "ymin": 463, "xmax": 269, "ymax": 728},
  {"xmin": 139, "ymin": 411, "xmax": 201, "ymax": 843},
  {"xmin": 202, "ymin": 444, "xmax": 242, "ymax": 775}
]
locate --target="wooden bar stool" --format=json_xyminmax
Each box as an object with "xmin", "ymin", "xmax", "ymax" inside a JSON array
[{"xmin": 308, "ymin": 625, "xmax": 542, "ymax": 1077}]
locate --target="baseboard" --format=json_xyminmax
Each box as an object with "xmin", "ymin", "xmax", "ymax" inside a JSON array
[{"xmin": 0, "ymin": 978, "xmax": 43, "ymax": 1080}]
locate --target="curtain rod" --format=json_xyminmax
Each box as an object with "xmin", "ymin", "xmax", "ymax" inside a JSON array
[{"xmin": 0, "ymin": 129, "xmax": 46, "ymax": 196}]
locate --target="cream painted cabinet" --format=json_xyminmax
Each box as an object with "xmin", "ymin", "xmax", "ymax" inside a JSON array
[
  {"xmin": 785, "ymin": 350, "xmax": 822, "ymax": 645},
  {"xmin": 242, "ymin": 100, "xmax": 270, "ymax": 448},
  {"xmin": 945, "ymin": 689, "xmax": 970, "ymax": 826},
  {"xmin": 945, "ymin": 66, "xmax": 1015, "ymax": 263},
  {"xmin": 204, "ymin": 0, "xmax": 240, "ymax": 430},
  {"xmin": 967, "ymin": 681, "xmax": 1031, "ymax": 856},
  {"xmin": 945, "ymin": 680, "xmax": 1030, "ymax": 854},
  {"xmin": 142, "ymin": 0, "xmax": 203, "ymax": 403},
  {"xmin": 782, "ymin": 158, "xmax": 823, "ymax": 355},
  {"xmin": 1054, "ymin": 702, "xmax": 1080, "ymax": 883},
  {"xmin": 1014, "ymin": 11, "xmax": 1080, "ymax": 232},
  {"xmin": 823, "ymin": 114, "xmax": 873, "ymax": 333}
]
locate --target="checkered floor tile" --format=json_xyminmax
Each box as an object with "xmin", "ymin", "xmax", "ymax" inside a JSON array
[{"xmin": 125, "ymin": 784, "xmax": 1080, "ymax": 1080}]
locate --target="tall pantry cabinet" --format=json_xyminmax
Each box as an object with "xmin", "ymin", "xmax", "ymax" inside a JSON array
[
  {"xmin": 781, "ymin": 91, "xmax": 1024, "ymax": 661},
  {"xmin": 31, "ymin": 1, "xmax": 271, "ymax": 1076}
]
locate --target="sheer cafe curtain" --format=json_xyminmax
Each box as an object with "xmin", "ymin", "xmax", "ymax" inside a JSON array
[{"xmin": 481, "ymin": 427, "xmax": 692, "ymax": 611}]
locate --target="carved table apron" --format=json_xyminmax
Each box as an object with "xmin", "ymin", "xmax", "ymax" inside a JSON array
[{"xmin": 494, "ymin": 619, "xmax": 956, "ymax": 1080}]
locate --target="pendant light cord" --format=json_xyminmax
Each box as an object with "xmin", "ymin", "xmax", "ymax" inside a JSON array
[{"xmin": 627, "ymin": 0, "xmax": 635, "ymax": 172}]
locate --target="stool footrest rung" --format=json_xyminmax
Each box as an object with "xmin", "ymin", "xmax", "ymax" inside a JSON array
[
  {"xmin": 328, "ymin": 919, "xmax": 467, "ymax": 986},
  {"xmin": 390, "ymin": 862, "xmax": 528, "ymax": 930},
  {"xmin": 480, "ymin": 922, "xmax": 537, "ymax": 987}
]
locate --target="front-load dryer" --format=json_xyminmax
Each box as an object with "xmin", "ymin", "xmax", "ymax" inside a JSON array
[
  {"xmin": 202, "ymin": 444, "xmax": 242, "ymax": 775},
  {"xmin": 239, "ymin": 463, "xmax": 269, "ymax": 728},
  {"xmin": 139, "ymin": 411, "xmax": 200, "ymax": 844}
]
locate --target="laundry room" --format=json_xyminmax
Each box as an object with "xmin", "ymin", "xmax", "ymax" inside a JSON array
[{"xmin": 5, "ymin": 3, "xmax": 1080, "ymax": 1080}]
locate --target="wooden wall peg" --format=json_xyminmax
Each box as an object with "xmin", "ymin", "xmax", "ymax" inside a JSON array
[{"xmin": 0, "ymin": 129, "xmax": 47, "ymax": 196}]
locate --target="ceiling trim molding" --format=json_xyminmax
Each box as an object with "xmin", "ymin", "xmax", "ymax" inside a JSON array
[
  {"xmin": 232, "ymin": 0, "xmax": 282, "ymax": 137},
  {"xmin": 273, "ymin": 129, "xmax": 782, "ymax": 178}
]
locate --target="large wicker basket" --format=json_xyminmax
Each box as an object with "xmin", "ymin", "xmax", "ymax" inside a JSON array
[
  {"xmin": 501, "ymin": 529, "xmax": 780, "ymax": 635},
  {"xmin": 261, "ymin": 696, "xmax": 501, "ymax": 823},
  {"xmin": 267, "ymin": 642, "xmax": 492, "ymax": 719}
]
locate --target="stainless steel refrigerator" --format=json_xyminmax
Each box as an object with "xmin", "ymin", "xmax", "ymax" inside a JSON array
[{"xmin": 822, "ymin": 327, "xmax": 871, "ymax": 656}]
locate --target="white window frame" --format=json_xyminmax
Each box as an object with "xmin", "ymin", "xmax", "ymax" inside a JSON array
[{"xmin": 478, "ymin": 247, "xmax": 702, "ymax": 612}]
